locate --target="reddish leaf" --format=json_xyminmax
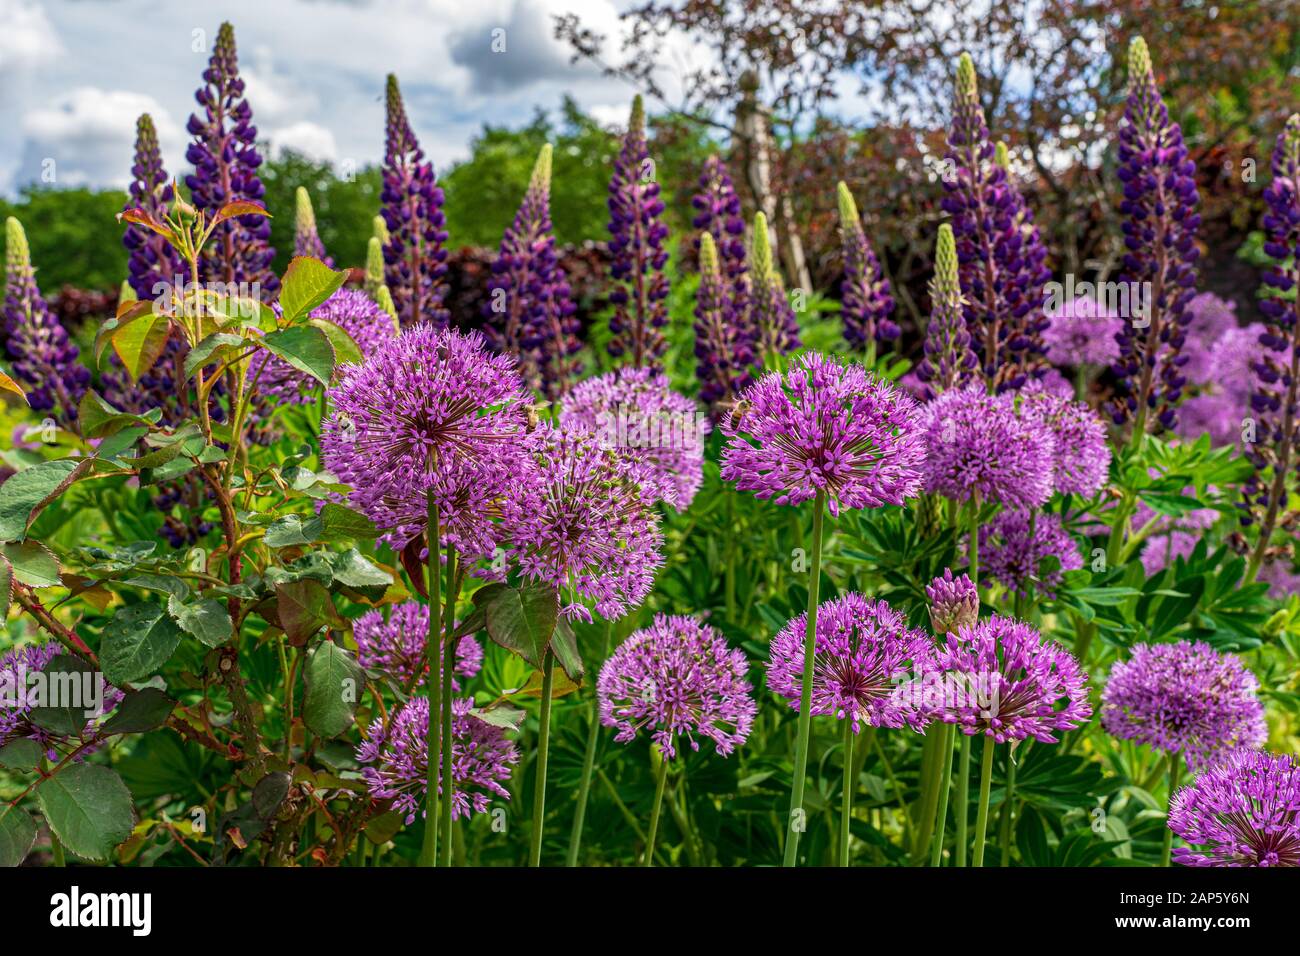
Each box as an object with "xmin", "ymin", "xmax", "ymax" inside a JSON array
[{"xmin": 212, "ymin": 200, "xmax": 271, "ymax": 228}]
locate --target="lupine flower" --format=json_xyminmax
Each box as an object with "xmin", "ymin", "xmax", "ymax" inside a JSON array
[
  {"xmin": 598, "ymin": 613, "xmax": 756, "ymax": 759},
  {"xmin": 768, "ymin": 593, "xmax": 934, "ymax": 732},
  {"xmin": 354, "ymin": 602, "xmax": 483, "ymax": 689},
  {"xmin": 321, "ymin": 325, "xmax": 535, "ymax": 557},
  {"xmin": 1109, "ymin": 37, "xmax": 1201, "ymax": 431},
  {"xmin": 185, "ymin": 22, "xmax": 277, "ymax": 296},
  {"xmin": 560, "ymin": 366, "xmax": 710, "ymax": 509},
  {"xmin": 918, "ymin": 385, "xmax": 1056, "ymax": 508},
  {"xmin": 293, "ymin": 186, "xmax": 332, "ymax": 265},
  {"xmin": 943, "ymin": 53, "xmax": 1051, "ymax": 391},
  {"xmin": 915, "ymin": 223, "xmax": 977, "ymax": 397},
  {"xmin": 357, "ymin": 696, "xmax": 518, "ymax": 824},
  {"xmin": 606, "ymin": 96, "xmax": 670, "ymax": 367},
  {"xmin": 691, "ymin": 155, "xmax": 750, "ymax": 321},
  {"xmin": 720, "ymin": 351, "xmax": 924, "ymax": 516},
  {"xmin": 926, "ymin": 569, "xmax": 979, "ymax": 635},
  {"xmin": 1043, "ymin": 297, "xmax": 1123, "ymax": 368},
  {"xmin": 1016, "ymin": 385, "xmax": 1111, "ymax": 497},
  {"xmin": 927, "ymin": 615, "xmax": 1092, "ymax": 743},
  {"xmin": 749, "ymin": 212, "xmax": 802, "ymax": 364},
  {"xmin": 122, "ymin": 113, "xmax": 182, "ymax": 301},
  {"xmin": 979, "ymin": 509, "xmax": 1083, "ymax": 597},
  {"xmin": 381, "ymin": 74, "xmax": 450, "ymax": 328},
  {"xmin": 694, "ymin": 231, "xmax": 755, "ymax": 409},
  {"xmin": 0, "ymin": 643, "xmax": 123, "ymax": 760},
  {"xmin": 483, "ymin": 144, "xmax": 581, "ymax": 398},
  {"xmin": 2, "ymin": 217, "xmax": 90, "ymax": 422},
  {"xmin": 836, "ymin": 182, "xmax": 898, "ymax": 351},
  {"xmin": 1168, "ymin": 750, "xmax": 1300, "ymax": 867},
  {"xmin": 1101, "ymin": 641, "xmax": 1267, "ymax": 771}
]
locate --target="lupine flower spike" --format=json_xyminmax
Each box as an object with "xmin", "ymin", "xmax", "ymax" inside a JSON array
[
  {"xmin": 693, "ymin": 231, "xmax": 755, "ymax": 409},
  {"xmin": 915, "ymin": 223, "xmax": 977, "ymax": 397},
  {"xmin": 749, "ymin": 212, "xmax": 802, "ymax": 368},
  {"xmin": 836, "ymin": 182, "xmax": 898, "ymax": 359},
  {"xmin": 293, "ymin": 186, "xmax": 332, "ymax": 265}
]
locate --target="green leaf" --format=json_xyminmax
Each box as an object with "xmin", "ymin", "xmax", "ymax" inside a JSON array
[
  {"xmin": 310, "ymin": 317, "xmax": 364, "ymax": 367},
  {"xmin": 0, "ymin": 555, "xmax": 10, "ymax": 618},
  {"xmin": 168, "ymin": 594, "xmax": 232, "ymax": 647},
  {"xmin": 263, "ymin": 514, "xmax": 315, "ymax": 548},
  {"xmin": 0, "ymin": 738, "xmax": 43, "ymax": 771},
  {"xmin": 550, "ymin": 618, "xmax": 585, "ymax": 681},
  {"xmin": 0, "ymin": 806, "xmax": 37, "ymax": 867},
  {"xmin": 279, "ymin": 256, "xmax": 348, "ymax": 325},
  {"xmin": 35, "ymin": 763, "xmax": 135, "ymax": 862},
  {"xmin": 275, "ymin": 578, "xmax": 342, "ymax": 646},
  {"xmin": 99, "ymin": 602, "xmax": 184, "ymax": 685},
  {"xmin": 77, "ymin": 390, "xmax": 147, "ymax": 439},
  {"xmin": 260, "ymin": 326, "xmax": 335, "ymax": 386},
  {"xmin": 473, "ymin": 582, "xmax": 559, "ymax": 668},
  {"xmin": 0, "ymin": 458, "xmax": 92, "ymax": 541},
  {"xmin": 329, "ymin": 549, "xmax": 391, "ymax": 600},
  {"xmin": 303, "ymin": 640, "xmax": 364, "ymax": 738},
  {"xmin": 184, "ymin": 332, "xmax": 247, "ymax": 380},
  {"xmin": 317, "ymin": 502, "xmax": 378, "ymax": 541},
  {"xmin": 1, "ymin": 540, "xmax": 60, "ymax": 588},
  {"xmin": 28, "ymin": 654, "xmax": 101, "ymax": 736},
  {"xmin": 101, "ymin": 688, "xmax": 177, "ymax": 735},
  {"xmin": 112, "ymin": 310, "xmax": 171, "ymax": 382}
]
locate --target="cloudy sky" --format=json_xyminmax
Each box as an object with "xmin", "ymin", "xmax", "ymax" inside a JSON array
[{"xmin": 0, "ymin": 0, "xmax": 677, "ymax": 195}]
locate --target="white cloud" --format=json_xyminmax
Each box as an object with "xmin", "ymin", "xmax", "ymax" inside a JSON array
[
  {"xmin": 269, "ymin": 120, "xmax": 338, "ymax": 163},
  {"xmin": 0, "ymin": 0, "xmax": 63, "ymax": 77}
]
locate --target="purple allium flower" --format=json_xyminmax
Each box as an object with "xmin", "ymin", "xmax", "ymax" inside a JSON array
[
  {"xmin": 606, "ymin": 96, "xmax": 671, "ymax": 368},
  {"xmin": 694, "ymin": 231, "xmax": 756, "ymax": 409},
  {"xmin": 943, "ymin": 53, "xmax": 1051, "ymax": 391},
  {"xmin": 1257, "ymin": 559, "xmax": 1300, "ymax": 599},
  {"xmin": 749, "ymin": 212, "xmax": 802, "ymax": 363},
  {"xmin": 560, "ymin": 366, "xmax": 711, "ymax": 509},
  {"xmin": 837, "ymin": 182, "xmax": 898, "ymax": 350},
  {"xmin": 1043, "ymin": 297, "xmax": 1123, "ymax": 367},
  {"xmin": 598, "ymin": 613, "xmax": 756, "ymax": 760},
  {"xmin": 357, "ymin": 696, "xmax": 518, "ymax": 824},
  {"xmin": 918, "ymin": 385, "xmax": 1056, "ymax": 508},
  {"xmin": 928, "ymin": 615, "xmax": 1092, "ymax": 743},
  {"xmin": 1101, "ymin": 641, "xmax": 1267, "ymax": 771},
  {"xmin": 1185, "ymin": 291, "xmax": 1240, "ymax": 347},
  {"xmin": 381, "ymin": 74, "xmax": 450, "ymax": 329},
  {"xmin": 122, "ymin": 113, "xmax": 183, "ymax": 301},
  {"xmin": 185, "ymin": 22, "xmax": 277, "ymax": 296},
  {"xmin": 2, "ymin": 217, "xmax": 90, "ymax": 423},
  {"xmin": 293, "ymin": 186, "xmax": 332, "ymax": 265},
  {"xmin": 483, "ymin": 144, "xmax": 581, "ymax": 398},
  {"xmin": 979, "ymin": 509, "xmax": 1083, "ymax": 597},
  {"xmin": 926, "ymin": 569, "xmax": 979, "ymax": 635},
  {"xmin": 691, "ymin": 155, "xmax": 750, "ymax": 321},
  {"xmin": 915, "ymin": 223, "xmax": 977, "ymax": 398},
  {"xmin": 1109, "ymin": 37, "xmax": 1201, "ymax": 432},
  {"xmin": 768, "ymin": 593, "xmax": 934, "ymax": 732},
  {"xmin": 1016, "ymin": 385, "xmax": 1112, "ymax": 497},
  {"xmin": 720, "ymin": 351, "xmax": 924, "ymax": 516},
  {"xmin": 1175, "ymin": 321, "xmax": 1260, "ymax": 447},
  {"xmin": 1169, "ymin": 750, "xmax": 1300, "ymax": 867},
  {"xmin": 0, "ymin": 643, "xmax": 123, "ymax": 760},
  {"xmin": 321, "ymin": 325, "xmax": 535, "ymax": 557},
  {"xmin": 353, "ymin": 602, "xmax": 483, "ymax": 689}
]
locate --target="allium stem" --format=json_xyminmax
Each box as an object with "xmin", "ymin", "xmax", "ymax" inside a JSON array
[
  {"xmin": 839, "ymin": 718, "xmax": 855, "ymax": 866},
  {"xmin": 528, "ymin": 651, "xmax": 555, "ymax": 866},
  {"xmin": 566, "ymin": 620, "xmax": 612, "ymax": 867},
  {"xmin": 955, "ymin": 733, "xmax": 971, "ymax": 866},
  {"xmin": 421, "ymin": 497, "xmax": 442, "ymax": 868},
  {"xmin": 439, "ymin": 548, "xmax": 460, "ymax": 868},
  {"xmin": 1162, "ymin": 754, "xmax": 1182, "ymax": 867},
  {"xmin": 781, "ymin": 489, "xmax": 826, "ymax": 867},
  {"xmin": 642, "ymin": 749, "xmax": 669, "ymax": 866},
  {"xmin": 930, "ymin": 724, "xmax": 957, "ymax": 867},
  {"xmin": 972, "ymin": 737, "xmax": 995, "ymax": 867},
  {"xmin": 999, "ymin": 749, "xmax": 1018, "ymax": 866}
]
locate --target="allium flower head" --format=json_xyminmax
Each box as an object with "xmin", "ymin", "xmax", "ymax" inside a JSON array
[
  {"xmin": 749, "ymin": 212, "xmax": 802, "ymax": 362},
  {"xmin": 357, "ymin": 697, "xmax": 518, "ymax": 824},
  {"xmin": 929, "ymin": 615, "xmax": 1092, "ymax": 743},
  {"xmin": 1043, "ymin": 297, "xmax": 1123, "ymax": 367},
  {"xmin": 0, "ymin": 643, "xmax": 123, "ymax": 760},
  {"xmin": 293, "ymin": 186, "xmax": 332, "ymax": 265},
  {"xmin": 915, "ymin": 223, "xmax": 977, "ymax": 398},
  {"xmin": 768, "ymin": 593, "xmax": 935, "ymax": 732},
  {"xmin": 321, "ymin": 325, "xmax": 535, "ymax": 556},
  {"xmin": 598, "ymin": 614, "xmax": 756, "ymax": 759},
  {"xmin": 353, "ymin": 602, "xmax": 483, "ymax": 689},
  {"xmin": 1101, "ymin": 641, "xmax": 1267, "ymax": 771},
  {"xmin": 980, "ymin": 509, "xmax": 1083, "ymax": 597},
  {"xmin": 720, "ymin": 351, "xmax": 924, "ymax": 516},
  {"xmin": 1016, "ymin": 385, "xmax": 1111, "ymax": 497},
  {"xmin": 926, "ymin": 569, "xmax": 979, "ymax": 635},
  {"xmin": 502, "ymin": 423, "xmax": 663, "ymax": 622},
  {"xmin": 1169, "ymin": 750, "xmax": 1300, "ymax": 867},
  {"xmin": 919, "ymin": 385, "xmax": 1056, "ymax": 507},
  {"xmin": 837, "ymin": 182, "xmax": 898, "ymax": 349}
]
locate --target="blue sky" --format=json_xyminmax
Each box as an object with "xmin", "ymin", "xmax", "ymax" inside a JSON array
[{"xmin": 0, "ymin": 0, "xmax": 661, "ymax": 195}]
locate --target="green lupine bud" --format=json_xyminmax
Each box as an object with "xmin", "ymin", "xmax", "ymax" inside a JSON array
[
  {"xmin": 934, "ymin": 223, "xmax": 959, "ymax": 300},
  {"xmin": 6, "ymin": 216, "xmax": 31, "ymax": 280},
  {"xmin": 836, "ymin": 181, "xmax": 859, "ymax": 232},
  {"xmin": 751, "ymin": 212, "xmax": 773, "ymax": 283},
  {"xmin": 698, "ymin": 230, "xmax": 719, "ymax": 277},
  {"xmin": 376, "ymin": 284, "xmax": 399, "ymax": 328},
  {"xmin": 531, "ymin": 143, "xmax": 553, "ymax": 192},
  {"xmin": 372, "ymin": 214, "xmax": 389, "ymax": 246},
  {"xmin": 956, "ymin": 52, "xmax": 977, "ymax": 101},
  {"xmin": 994, "ymin": 142, "xmax": 1010, "ymax": 169},
  {"xmin": 1128, "ymin": 36, "xmax": 1152, "ymax": 91},
  {"xmin": 365, "ymin": 236, "xmax": 386, "ymax": 299},
  {"xmin": 629, "ymin": 94, "xmax": 645, "ymax": 136}
]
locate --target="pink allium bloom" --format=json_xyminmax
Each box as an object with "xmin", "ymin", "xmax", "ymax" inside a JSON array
[
  {"xmin": 1043, "ymin": 297, "xmax": 1124, "ymax": 366},
  {"xmin": 1017, "ymin": 386, "xmax": 1111, "ymax": 497},
  {"xmin": 926, "ymin": 569, "xmax": 979, "ymax": 635},
  {"xmin": 1038, "ymin": 367, "xmax": 1075, "ymax": 400},
  {"xmin": 501, "ymin": 423, "xmax": 662, "ymax": 622},
  {"xmin": 979, "ymin": 510, "xmax": 1083, "ymax": 597},
  {"xmin": 353, "ymin": 602, "xmax": 483, "ymax": 689},
  {"xmin": 1101, "ymin": 641, "xmax": 1267, "ymax": 771},
  {"xmin": 1184, "ymin": 291, "xmax": 1239, "ymax": 347},
  {"xmin": 927, "ymin": 615, "xmax": 1092, "ymax": 743},
  {"xmin": 1176, "ymin": 323, "xmax": 1261, "ymax": 447},
  {"xmin": 919, "ymin": 385, "xmax": 1056, "ymax": 508},
  {"xmin": 1257, "ymin": 559, "xmax": 1300, "ymax": 599},
  {"xmin": 321, "ymin": 325, "xmax": 535, "ymax": 556},
  {"xmin": 0, "ymin": 642, "xmax": 123, "ymax": 760},
  {"xmin": 720, "ymin": 351, "xmax": 924, "ymax": 517},
  {"xmin": 768, "ymin": 593, "xmax": 935, "ymax": 732},
  {"xmin": 598, "ymin": 614, "xmax": 756, "ymax": 760},
  {"xmin": 1140, "ymin": 530, "xmax": 1201, "ymax": 576},
  {"xmin": 560, "ymin": 367, "xmax": 711, "ymax": 509},
  {"xmin": 357, "ymin": 696, "xmax": 518, "ymax": 824},
  {"xmin": 1169, "ymin": 750, "xmax": 1300, "ymax": 867}
]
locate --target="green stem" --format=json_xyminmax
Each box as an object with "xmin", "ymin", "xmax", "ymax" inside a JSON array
[
  {"xmin": 839, "ymin": 720, "xmax": 855, "ymax": 866},
  {"xmin": 911, "ymin": 728, "xmax": 943, "ymax": 861},
  {"xmin": 528, "ymin": 651, "xmax": 555, "ymax": 866},
  {"xmin": 968, "ymin": 497, "xmax": 980, "ymax": 593},
  {"xmin": 972, "ymin": 737, "xmax": 995, "ymax": 867},
  {"xmin": 420, "ymin": 498, "xmax": 442, "ymax": 868},
  {"xmin": 955, "ymin": 733, "xmax": 971, "ymax": 866},
  {"xmin": 930, "ymin": 724, "xmax": 957, "ymax": 867},
  {"xmin": 1162, "ymin": 754, "xmax": 1182, "ymax": 867},
  {"xmin": 642, "ymin": 751, "xmax": 670, "ymax": 866},
  {"xmin": 438, "ymin": 548, "xmax": 459, "ymax": 867},
  {"xmin": 566, "ymin": 620, "xmax": 612, "ymax": 866},
  {"xmin": 782, "ymin": 489, "xmax": 826, "ymax": 867},
  {"xmin": 999, "ymin": 749, "xmax": 1018, "ymax": 866}
]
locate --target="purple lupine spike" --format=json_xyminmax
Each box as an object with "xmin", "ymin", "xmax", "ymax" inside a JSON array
[
  {"xmin": 1109, "ymin": 37, "xmax": 1201, "ymax": 433},
  {"xmin": 691, "ymin": 154, "xmax": 750, "ymax": 320},
  {"xmin": 1243, "ymin": 113, "xmax": 1300, "ymax": 575},
  {"xmin": 184, "ymin": 22, "xmax": 277, "ymax": 298},
  {"xmin": 483, "ymin": 144, "xmax": 581, "ymax": 398},
  {"xmin": 381, "ymin": 73, "xmax": 450, "ymax": 328},
  {"xmin": 294, "ymin": 186, "xmax": 332, "ymax": 266},
  {"xmin": 122, "ymin": 114, "xmax": 182, "ymax": 301},
  {"xmin": 3, "ymin": 217, "xmax": 90, "ymax": 423},
  {"xmin": 836, "ymin": 182, "xmax": 898, "ymax": 353},
  {"xmin": 606, "ymin": 96, "xmax": 671, "ymax": 368},
  {"xmin": 943, "ymin": 53, "xmax": 1051, "ymax": 391},
  {"xmin": 693, "ymin": 232, "xmax": 755, "ymax": 409},
  {"xmin": 750, "ymin": 212, "xmax": 801, "ymax": 364},
  {"xmin": 915, "ymin": 224, "xmax": 977, "ymax": 397}
]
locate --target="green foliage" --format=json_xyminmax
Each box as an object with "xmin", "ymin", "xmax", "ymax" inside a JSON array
[{"xmin": 0, "ymin": 187, "xmax": 127, "ymax": 291}]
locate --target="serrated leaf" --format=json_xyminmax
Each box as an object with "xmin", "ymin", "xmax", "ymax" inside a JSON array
[
  {"xmin": 0, "ymin": 369, "xmax": 29, "ymax": 406},
  {"xmin": 260, "ymin": 325, "xmax": 335, "ymax": 386},
  {"xmin": 0, "ymin": 738, "xmax": 43, "ymax": 771},
  {"xmin": 275, "ymin": 578, "xmax": 342, "ymax": 646},
  {"xmin": 473, "ymin": 582, "xmax": 559, "ymax": 668},
  {"xmin": 27, "ymin": 654, "xmax": 100, "ymax": 737},
  {"xmin": 551, "ymin": 617, "xmax": 585, "ymax": 681},
  {"xmin": 0, "ymin": 806, "xmax": 37, "ymax": 867},
  {"xmin": 112, "ymin": 310, "xmax": 172, "ymax": 382},
  {"xmin": 101, "ymin": 687, "xmax": 177, "ymax": 735},
  {"xmin": 0, "ymin": 457, "xmax": 92, "ymax": 541},
  {"xmin": 279, "ymin": 256, "xmax": 348, "ymax": 326},
  {"xmin": 310, "ymin": 317, "xmax": 364, "ymax": 367},
  {"xmin": 329, "ymin": 548, "xmax": 390, "ymax": 599},
  {"xmin": 303, "ymin": 640, "xmax": 363, "ymax": 738},
  {"xmin": 100, "ymin": 602, "xmax": 183, "ymax": 685},
  {"xmin": 1, "ymin": 540, "xmax": 60, "ymax": 588},
  {"xmin": 168, "ymin": 594, "xmax": 232, "ymax": 647},
  {"xmin": 35, "ymin": 763, "xmax": 135, "ymax": 862},
  {"xmin": 184, "ymin": 332, "xmax": 247, "ymax": 380}
]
